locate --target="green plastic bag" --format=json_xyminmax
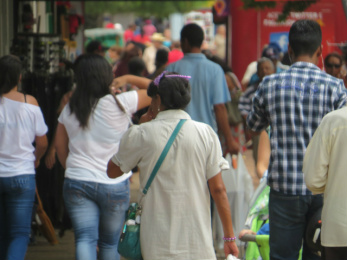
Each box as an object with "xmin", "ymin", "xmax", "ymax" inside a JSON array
[{"xmin": 117, "ymin": 203, "xmax": 142, "ymax": 260}]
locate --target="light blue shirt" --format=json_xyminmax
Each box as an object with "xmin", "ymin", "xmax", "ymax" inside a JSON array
[{"xmin": 166, "ymin": 53, "xmax": 230, "ymax": 132}]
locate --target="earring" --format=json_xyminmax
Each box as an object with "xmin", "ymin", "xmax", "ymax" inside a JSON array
[{"xmin": 157, "ymin": 107, "xmax": 160, "ymax": 112}]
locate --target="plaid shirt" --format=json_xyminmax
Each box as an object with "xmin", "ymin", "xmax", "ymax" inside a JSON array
[{"xmin": 247, "ymin": 62, "xmax": 347, "ymax": 195}]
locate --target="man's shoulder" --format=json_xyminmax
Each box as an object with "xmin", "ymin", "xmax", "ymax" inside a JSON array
[
  {"xmin": 263, "ymin": 66, "xmax": 341, "ymax": 82},
  {"xmin": 166, "ymin": 54, "xmax": 222, "ymax": 72},
  {"xmin": 320, "ymin": 72, "xmax": 344, "ymax": 85},
  {"xmin": 290, "ymin": 63, "xmax": 342, "ymax": 83}
]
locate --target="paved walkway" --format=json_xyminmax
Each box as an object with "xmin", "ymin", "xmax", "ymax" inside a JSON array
[{"xmin": 25, "ymin": 150, "xmax": 257, "ymax": 260}]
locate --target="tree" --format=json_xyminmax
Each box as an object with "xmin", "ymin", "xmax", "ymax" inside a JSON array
[
  {"xmin": 241, "ymin": 0, "xmax": 317, "ymax": 21},
  {"xmin": 85, "ymin": 1, "xmax": 214, "ymax": 18}
]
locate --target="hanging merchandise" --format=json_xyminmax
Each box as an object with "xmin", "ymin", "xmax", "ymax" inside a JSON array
[{"xmin": 11, "ymin": 33, "xmax": 61, "ymax": 74}]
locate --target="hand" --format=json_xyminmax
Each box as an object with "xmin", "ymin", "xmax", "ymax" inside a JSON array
[
  {"xmin": 45, "ymin": 147, "xmax": 56, "ymax": 169},
  {"xmin": 139, "ymin": 103, "xmax": 159, "ymax": 124},
  {"xmin": 238, "ymin": 229, "xmax": 256, "ymax": 239},
  {"xmin": 35, "ymin": 159, "xmax": 41, "ymax": 169},
  {"xmin": 139, "ymin": 113, "xmax": 153, "ymax": 124},
  {"xmin": 226, "ymin": 138, "xmax": 240, "ymax": 155},
  {"xmin": 224, "ymin": 241, "xmax": 239, "ymax": 258},
  {"xmin": 111, "ymin": 76, "xmax": 128, "ymax": 90}
]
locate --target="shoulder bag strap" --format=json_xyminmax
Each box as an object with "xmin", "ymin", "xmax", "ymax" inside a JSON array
[
  {"xmin": 112, "ymin": 92, "xmax": 133, "ymax": 126},
  {"xmin": 142, "ymin": 119, "xmax": 187, "ymax": 195}
]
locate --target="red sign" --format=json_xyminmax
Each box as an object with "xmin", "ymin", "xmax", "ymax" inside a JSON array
[
  {"xmin": 255, "ymin": 0, "xmax": 315, "ymax": 1},
  {"xmin": 259, "ymin": 2, "xmax": 337, "ymax": 68}
]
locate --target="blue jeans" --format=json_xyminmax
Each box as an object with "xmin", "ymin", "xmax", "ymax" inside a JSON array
[
  {"xmin": 0, "ymin": 174, "xmax": 36, "ymax": 260},
  {"xmin": 63, "ymin": 178, "xmax": 129, "ymax": 260},
  {"xmin": 269, "ymin": 189, "xmax": 323, "ymax": 260}
]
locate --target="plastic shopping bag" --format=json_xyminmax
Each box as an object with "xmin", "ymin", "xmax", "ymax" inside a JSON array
[{"xmin": 213, "ymin": 153, "xmax": 254, "ymax": 250}]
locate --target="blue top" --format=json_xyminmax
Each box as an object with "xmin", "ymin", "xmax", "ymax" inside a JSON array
[
  {"xmin": 247, "ymin": 62, "xmax": 347, "ymax": 195},
  {"xmin": 166, "ymin": 53, "xmax": 230, "ymax": 132}
]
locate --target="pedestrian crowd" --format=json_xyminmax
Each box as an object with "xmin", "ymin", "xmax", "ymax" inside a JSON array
[{"xmin": 1, "ymin": 18, "xmax": 347, "ymax": 260}]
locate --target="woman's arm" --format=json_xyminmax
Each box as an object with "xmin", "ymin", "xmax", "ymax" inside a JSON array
[
  {"xmin": 26, "ymin": 95, "xmax": 48, "ymax": 168},
  {"xmin": 34, "ymin": 135, "xmax": 48, "ymax": 168},
  {"xmin": 208, "ymin": 173, "xmax": 239, "ymax": 258},
  {"xmin": 136, "ymin": 89, "xmax": 152, "ymax": 110},
  {"xmin": 214, "ymin": 103, "xmax": 239, "ymax": 155},
  {"xmin": 55, "ymin": 123, "xmax": 69, "ymax": 169},
  {"xmin": 107, "ymin": 160, "xmax": 124, "ymax": 178},
  {"xmin": 256, "ymin": 130, "xmax": 270, "ymax": 179},
  {"xmin": 112, "ymin": 75, "xmax": 152, "ymax": 90}
]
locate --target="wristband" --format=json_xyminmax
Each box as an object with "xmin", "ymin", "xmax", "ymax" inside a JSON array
[{"xmin": 223, "ymin": 236, "xmax": 236, "ymax": 242}]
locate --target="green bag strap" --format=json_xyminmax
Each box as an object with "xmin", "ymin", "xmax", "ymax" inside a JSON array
[{"xmin": 142, "ymin": 119, "xmax": 186, "ymax": 195}]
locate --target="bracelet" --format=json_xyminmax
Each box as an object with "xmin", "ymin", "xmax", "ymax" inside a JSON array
[{"xmin": 223, "ymin": 236, "xmax": 236, "ymax": 242}]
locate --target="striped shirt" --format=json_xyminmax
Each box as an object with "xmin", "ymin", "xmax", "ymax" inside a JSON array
[
  {"xmin": 247, "ymin": 62, "xmax": 347, "ymax": 195},
  {"xmin": 238, "ymin": 83, "xmax": 258, "ymax": 117}
]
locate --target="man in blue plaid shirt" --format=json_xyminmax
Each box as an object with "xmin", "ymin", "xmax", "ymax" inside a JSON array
[{"xmin": 247, "ymin": 20, "xmax": 347, "ymax": 260}]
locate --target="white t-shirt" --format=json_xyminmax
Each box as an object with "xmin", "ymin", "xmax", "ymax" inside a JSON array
[
  {"xmin": 0, "ymin": 97, "xmax": 48, "ymax": 177},
  {"xmin": 112, "ymin": 110, "xmax": 229, "ymax": 260},
  {"xmin": 58, "ymin": 92, "xmax": 138, "ymax": 184}
]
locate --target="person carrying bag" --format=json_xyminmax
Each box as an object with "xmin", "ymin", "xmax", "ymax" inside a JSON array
[
  {"xmin": 107, "ymin": 72, "xmax": 239, "ymax": 260},
  {"xmin": 117, "ymin": 119, "xmax": 186, "ymax": 260}
]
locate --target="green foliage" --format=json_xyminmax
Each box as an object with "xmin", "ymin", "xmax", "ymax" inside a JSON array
[
  {"xmin": 85, "ymin": 1, "xmax": 213, "ymax": 18},
  {"xmin": 241, "ymin": 0, "xmax": 317, "ymax": 21}
]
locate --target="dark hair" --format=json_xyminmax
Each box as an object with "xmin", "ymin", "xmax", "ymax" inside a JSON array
[
  {"xmin": 147, "ymin": 72, "xmax": 191, "ymax": 110},
  {"xmin": 289, "ymin": 19, "xmax": 322, "ymax": 57},
  {"xmin": 86, "ymin": 40, "xmax": 108, "ymax": 54},
  {"xmin": 0, "ymin": 55, "xmax": 22, "ymax": 96},
  {"xmin": 69, "ymin": 54, "xmax": 113, "ymax": 128},
  {"xmin": 180, "ymin": 23, "xmax": 204, "ymax": 48},
  {"xmin": 128, "ymin": 57, "xmax": 146, "ymax": 76},
  {"xmin": 324, "ymin": 52, "xmax": 343, "ymax": 66},
  {"xmin": 281, "ymin": 52, "xmax": 291, "ymax": 66},
  {"xmin": 155, "ymin": 49, "xmax": 169, "ymax": 68}
]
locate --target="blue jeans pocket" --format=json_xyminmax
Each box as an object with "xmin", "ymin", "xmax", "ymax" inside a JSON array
[
  {"xmin": 63, "ymin": 179, "xmax": 87, "ymax": 206},
  {"xmin": 10, "ymin": 175, "xmax": 35, "ymax": 194},
  {"xmin": 105, "ymin": 181, "xmax": 130, "ymax": 212}
]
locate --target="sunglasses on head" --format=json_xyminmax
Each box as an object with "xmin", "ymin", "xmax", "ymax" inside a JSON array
[{"xmin": 326, "ymin": 63, "xmax": 341, "ymax": 69}]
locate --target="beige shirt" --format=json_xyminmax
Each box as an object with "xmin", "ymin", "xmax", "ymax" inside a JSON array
[
  {"xmin": 303, "ymin": 106, "xmax": 347, "ymax": 246},
  {"xmin": 112, "ymin": 110, "xmax": 228, "ymax": 260}
]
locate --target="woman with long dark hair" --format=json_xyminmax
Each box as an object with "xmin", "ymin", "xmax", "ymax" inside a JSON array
[
  {"xmin": 0, "ymin": 55, "xmax": 48, "ymax": 260},
  {"xmin": 55, "ymin": 54, "xmax": 151, "ymax": 260}
]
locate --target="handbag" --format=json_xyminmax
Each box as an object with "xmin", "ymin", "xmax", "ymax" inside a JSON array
[
  {"xmin": 117, "ymin": 119, "xmax": 187, "ymax": 260},
  {"xmin": 225, "ymin": 89, "xmax": 243, "ymax": 126},
  {"xmin": 35, "ymin": 189, "xmax": 59, "ymax": 245}
]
